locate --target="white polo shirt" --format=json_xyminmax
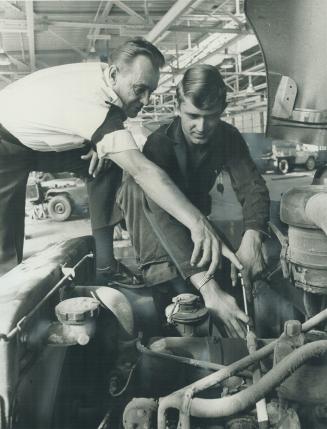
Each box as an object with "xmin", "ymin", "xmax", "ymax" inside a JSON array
[{"xmin": 0, "ymin": 62, "xmax": 137, "ymax": 157}]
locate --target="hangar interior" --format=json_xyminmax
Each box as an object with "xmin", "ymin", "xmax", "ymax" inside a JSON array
[
  {"xmin": 0, "ymin": 0, "xmax": 266, "ymax": 132},
  {"xmin": 1, "ymin": 1, "xmax": 327, "ymax": 429}
]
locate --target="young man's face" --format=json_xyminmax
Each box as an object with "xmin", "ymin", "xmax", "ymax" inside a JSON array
[
  {"xmin": 178, "ymin": 96, "xmax": 225, "ymax": 145},
  {"xmin": 111, "ymin": 55, "xmax": 160, "ymax": 118}
]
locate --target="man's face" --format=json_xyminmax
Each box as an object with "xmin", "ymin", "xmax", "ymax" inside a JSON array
[
  {"xmin": 111, "ymin": 55, "xmax": 160, "ymax": 118},
  {"xmin": 178, "ymin": 96, "xmax": 224, "ymax": 145}
]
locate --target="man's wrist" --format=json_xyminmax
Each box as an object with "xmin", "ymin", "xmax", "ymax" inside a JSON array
[
  {"xmin": 244, "ymin": 229, "xmax": 263, "ymax": 242},
  {"xmin": 190, "ymin": 271, "xmax": 212, "ymax": 291},
  {"xmin": 244, "ymin": 227, "xmax": 270, "ymax": 242},
  {"xmin": 190, "ymin": 272, "xmax": 219, "ymax": 298},
  {"xmin": 188, "ymin": 212, "xmax": 207, "ymax": 232},
  {"xmin": 196, "ymin": 274, "xmax": 214, "ymax": 292}
]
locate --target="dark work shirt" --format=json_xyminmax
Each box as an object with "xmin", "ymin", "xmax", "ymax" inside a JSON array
[{"xmin": 143, "ymin": 116, "xmax": 270, "ymax": 233}]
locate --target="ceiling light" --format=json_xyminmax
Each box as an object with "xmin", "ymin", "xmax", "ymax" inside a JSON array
[
  {"xmin": 85, "ymin": 45, "xmax": 101, "ymax": 63},
  {"xmin": 246, "ymin": 76, "xmax": 256, "ymax": 94},
  {"xmin": 0, "ymin": 48, "xmax": 11, "ymax": 66},
  {"xmin": 0, "ymin": 34, "xmax": 11, "ymax": 66},
  {"xmin": 219, "ymin": 48, "xmax": 235, "ymax": 70}
]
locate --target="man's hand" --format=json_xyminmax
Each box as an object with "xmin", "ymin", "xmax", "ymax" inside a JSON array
[
  {"xmin": 199, "ymin": 279, "xmax": 249, "ymax": 338},
  {"xmin": 231, "ymin": 229, "xmax": 266, "ymax": 299},
  {"xmin": 81, "ymin": 148, "xmax": 105, "ymax": 177},
  {"xmin": 190, "ymin": 216, "xmax": 243, "ymax": 278},
  {"xmin": 109, "ymin": 150, "xmax": 242, "ymax": 277}
]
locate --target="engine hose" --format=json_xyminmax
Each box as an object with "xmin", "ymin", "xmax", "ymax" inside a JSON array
[
  {"xmin": 157, "ymin": 309, "xmax": 327, "ymax": 428},
  {"xmin": 136, "ymin": 339, "xmax": 252, "ymax": 378},
  {"xmin": 190, "ymin": 340, "xmax": 327, "ymax": 418},
  {"xmin": 158, "ymin": 340, "xmax": 276, "ymax": 429}
]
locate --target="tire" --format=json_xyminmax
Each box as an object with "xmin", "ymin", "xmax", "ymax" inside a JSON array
[
  {"xmin": 48, "ymin": 195, "xmax": 72, "ymax": 221},
  {"xmin": 305, "ymin": 156, "xmax": 316, "ymax": 171},
  {"xmin": 278, "ymin": 158, "xmax": 290, "ymax": 174}
]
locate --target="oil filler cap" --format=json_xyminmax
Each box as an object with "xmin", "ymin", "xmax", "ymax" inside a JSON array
[
  {"xmin": 55, "ymin": 297, "xmax": 100, "ymax": 325},
  {"xmin": 167, "ymin": 293, "xmax": 208, "ymax": 324}
]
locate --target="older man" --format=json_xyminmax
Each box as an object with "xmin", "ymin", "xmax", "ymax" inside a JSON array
[
  {"xmin": 116, "ymin": 64, "xmax": 270, "ymax": 337},
  {"xmin": 0, "ymin": 38, "xmax": 239, "ymax": 278}
]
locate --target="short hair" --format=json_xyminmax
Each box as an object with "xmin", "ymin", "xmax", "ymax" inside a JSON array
[
  {"xmin": 176, "ymin": 64, "xmax": 227, "ymax": 110},
  {"xmin": 109, "ymin": 37, "xmax": 165, "ymax": 70}
]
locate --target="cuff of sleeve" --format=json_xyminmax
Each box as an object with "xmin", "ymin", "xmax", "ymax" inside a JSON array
[
  {"xmin": 97, "ymin": 129, "xmax": 138, "ymax": 159},
  {"xmin": 179, "ymin": 261, "xmax": 210, "ymax": 280},
  {"xmin": 243, "ymin": 224, "xmax": 271, "ymax": 241}
]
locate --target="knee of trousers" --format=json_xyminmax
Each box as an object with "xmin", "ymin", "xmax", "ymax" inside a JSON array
[{"xmin": 117, "ymin": 176, "xmax": 144, "ymax": 212}]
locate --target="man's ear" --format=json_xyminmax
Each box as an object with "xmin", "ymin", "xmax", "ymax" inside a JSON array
[
  {"xmin": 108, "ymin": 65, "xmax": 118, "ymax": 85},
  {"xmin": 175, "ymin": 105, "xmax": 181, "ymax": 116}
]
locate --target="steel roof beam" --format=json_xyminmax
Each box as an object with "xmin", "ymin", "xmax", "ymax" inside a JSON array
[
  {"xmin": 169, "ymin": 25, "xmax": 251, "ymax": 34},
  {"xmin": 88, "ymin": 1, "xmax": 114, "ymax": 52},
  {"xmin": 145, "ymin": 0, "xmax": 197, "ymax": 43},
  {"xmin": 47, "ymin": 29, "xmax": 87, "ymax": 59},
  {"xmin": 25, "ymin": 0, "xmax": 36, "ymax": 72},
  {"xmin": 114, "ymin": 1, "xmax": 145, "ymax": 22}
]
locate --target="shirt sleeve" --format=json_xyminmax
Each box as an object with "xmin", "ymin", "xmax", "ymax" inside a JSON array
[
  {"xmin": 91, "ymin": 103, "xmax": 138, "ymax": 159},
  {"xmin": 224, "ymin": 127, "xmax": 270, "ymax": 234},
  {"xmin": 97, "ymin": 129, "xmax": 138, "ymax": 159}
]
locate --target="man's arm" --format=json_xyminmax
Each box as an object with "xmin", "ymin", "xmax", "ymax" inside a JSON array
[
  {"xmin": 109, "ymin": 149, "xmax": 242, "ymax": 276},
  {"xmin": 225, "ymin": 129, "xmax": 270, "ymax": 291},
  {"xmin": 190, "ymin": 271, "xmax": 249, "ymax": 338}
]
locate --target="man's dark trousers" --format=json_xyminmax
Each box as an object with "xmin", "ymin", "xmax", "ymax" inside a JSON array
[{"xmin": 0, "ymin": 132, "xmax": 121, "ymax": 276}]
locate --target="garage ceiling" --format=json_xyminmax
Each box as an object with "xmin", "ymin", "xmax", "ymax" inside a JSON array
[{"xmin": 0, "ymin": 0, "xmax": 266, "ymax": 119}]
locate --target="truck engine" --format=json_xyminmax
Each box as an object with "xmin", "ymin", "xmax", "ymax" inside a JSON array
[{"xmin": 1, "ymin": 1, "xmax": 327, "ymax": 428}]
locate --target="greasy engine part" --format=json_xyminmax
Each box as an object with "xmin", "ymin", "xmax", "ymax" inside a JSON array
[
  {"xmin": 136, "ymin": 336, "xmax": 248, "ymax": 398},
  {"xmin": 122, "ymin": 398, "xmax": 158, "ymax": 429},
  {"xmin": 246, "ymin": 330, "xmax": 269, "ymax": 429},
  {"xmin": 226, "ymin": 416, "xmax": 257, "ymax": 429},
  {"xmin": 273, "ymin": 320, "xmax": 304, "ymax": 365},
  {"xmin": 156, "ymin": 310, "xmax": 327, "ymax": 428},
  {"xmin": 276, "ymin": 186, "xmax": 327, "ymax": 294},
  {"xmin": 47, "ymin": 297, "xmax": 100, "ymax": 346},
  {"xmin": 266, "ymin": 401, "xmax": 301, "ymax": 429},
  {"xmin": 159, "ymin": 340, "xmax": 327, "ymax": 428},
  {"xmin": 165, "ymin": 293, "xmax": 210, "ymax": 337},
  {"xmin": 275, "ymin": 329, "xmax": 327, "ymax": 404}
]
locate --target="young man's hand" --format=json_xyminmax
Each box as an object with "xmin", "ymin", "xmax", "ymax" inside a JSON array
[
  {"xmin": 190, "ymin": 273, "xmax": 248, "ymax": 338},
  {"xmin": 201, "ymin": 280, "xmax": 249, "ymax": 338},
  {"xmin": 230, "ymin": 229, "xmax": 266, "ymax": 300}
]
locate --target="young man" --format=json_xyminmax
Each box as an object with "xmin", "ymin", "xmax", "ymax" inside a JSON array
[
  {"xmin": 0, "ymin": 38, "xmax": 239, "ymax": 278},
  {"xmin": 116, "ymin": 64, "xmax": 270, "ymax": 337}
]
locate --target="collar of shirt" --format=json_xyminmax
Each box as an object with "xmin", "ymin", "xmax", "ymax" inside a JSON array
[{"xmin": 101, "ymin": 63, "xmax": 124, "ymax": 110}]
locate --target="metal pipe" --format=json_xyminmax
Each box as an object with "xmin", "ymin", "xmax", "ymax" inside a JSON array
[
  {"xmin": 158, "ymin": 340, "xmax": 276, "ymax": 428},
  {"xmin": 157, "ymin": 309, "xmax": 327, "ymax": 428},
  {"xmin": 302, "ymin": 308, "xmax": 327, "ymax": 331},
  {"xmin": 137, "ymin": 339, "xmax": 225, "ymax": 371},
  {"xmin": 190, "ymin": 340, "xmax": 327, "ymax": 418},
  {"xmin": 246, "ymin": 331, "xmax": 269, "ymax": 428}
]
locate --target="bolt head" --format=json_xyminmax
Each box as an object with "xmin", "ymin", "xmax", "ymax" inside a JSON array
[{"xmin": 284, "ymin": 320, "xmax": 301, "ymax": 337}]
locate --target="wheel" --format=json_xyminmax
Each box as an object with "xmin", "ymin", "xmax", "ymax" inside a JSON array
[
  {"xmin": 278, "ymin": 158, "xmax": 290, "ymax": 174},
  {"xmin": 48, "ymin": 195, "xmax": 72, "ymax": 221},
  {"xmin": 305, "ymin": 156, "xmax": 316, "ymax": 171}
]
